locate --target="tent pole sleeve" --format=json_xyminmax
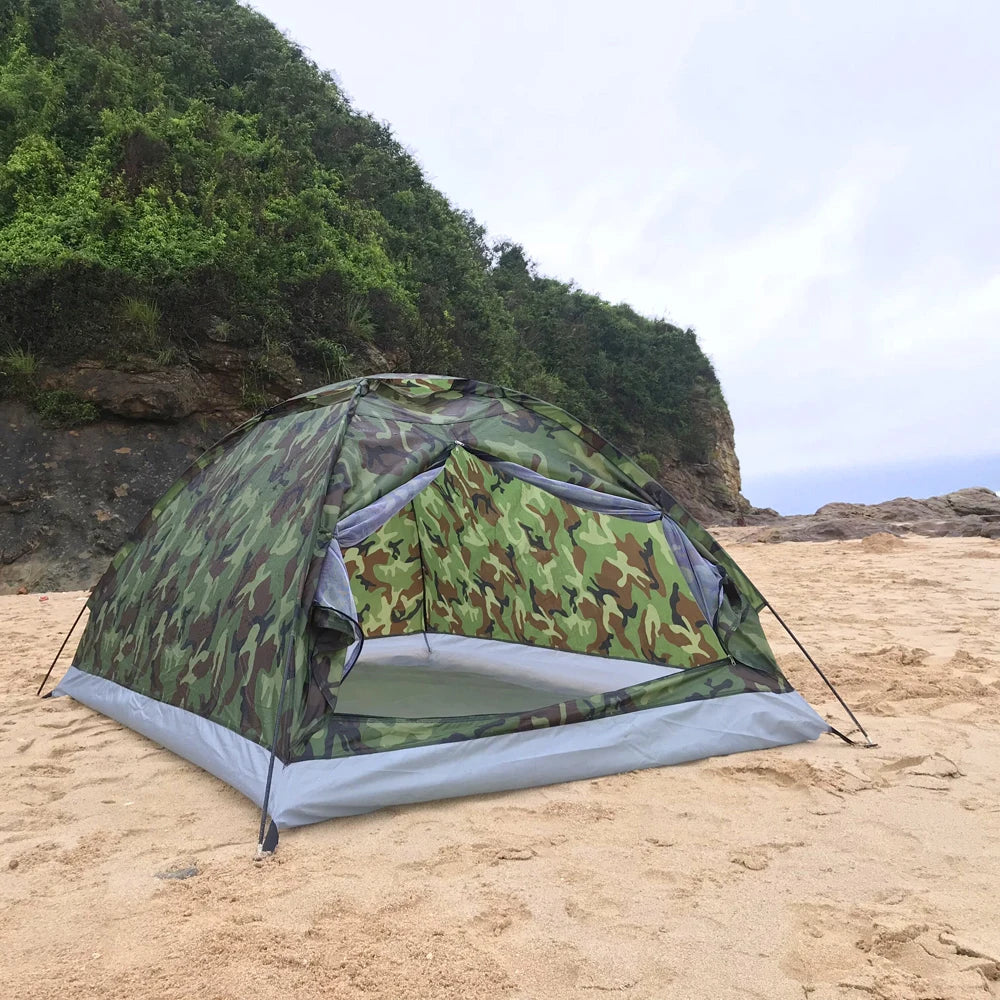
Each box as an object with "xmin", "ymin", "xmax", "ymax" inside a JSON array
[
  {"xmin": 37, "ymin": 600, "xmax": 89, "ymax": 697},
  {"xmin": 256, "ymin": 629, "xmax": 296, "ymax": 853},
  {"xmin": 764, "ymin": 602, "xmax": 876, "ymax": 747}
]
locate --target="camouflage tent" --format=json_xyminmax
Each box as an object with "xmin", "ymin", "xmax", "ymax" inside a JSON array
[{"xmin": 55, "ymin": 375, "xmax": 828, "ymax": 832}]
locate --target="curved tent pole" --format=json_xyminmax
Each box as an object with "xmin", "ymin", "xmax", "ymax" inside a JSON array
[
  {"xmin": 763, "ymin": 602, "xmax": 877, "ymax": 748},
  {"xmin": 36, "ymin": 600, "xmax": 89, "ymax": 697}
]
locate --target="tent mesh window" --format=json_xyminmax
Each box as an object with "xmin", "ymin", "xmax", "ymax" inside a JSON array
[{"xmin": 335, "ymin": 448, "xmax": 724, "ymax": 718}]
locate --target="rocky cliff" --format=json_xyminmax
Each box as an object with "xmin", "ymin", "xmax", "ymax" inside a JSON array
[
  {"xmin": 649, "ymin": 394, "xmax": 746, "ymax": 523},
  {"xmin": 0, "ymin": 360, "xmax": 749, "ymax": 594},
  {"xmin": 0, "ymin": 404, "xmax": 223, "ymax": 595},
  {"xmin": 0, "ymin": 0, "xmax": 749, "ymax": 592}
]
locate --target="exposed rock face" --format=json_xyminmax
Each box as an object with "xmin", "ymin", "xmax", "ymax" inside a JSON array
[
  {"xmin": 742, "ymin": 488, "xmax": 1000, "ymax": 543},
  {"xmin": 0, "ymin": 366, "xmax": 748, "ymax": 593},
  {"xmin": 0, "ymin": 354, "xmax": 314, "ymax": 592},
  {"xmin": 46, "ymin": 353, "xmax": 301, "ymax": 421},
  {"xmin": 657, "ymin": 394, "xmax": 746, "ymax": 521},
  {"xmin": 946, "ymin": 489, "xmax": 1000, "ymax": 517},
  {"xmin": 0, "ymin": 402, "xmax": 230, "ymax": 593},
  {"xmin": 52, "ymin": 364, "xmax": 220, "ymax": 421}
]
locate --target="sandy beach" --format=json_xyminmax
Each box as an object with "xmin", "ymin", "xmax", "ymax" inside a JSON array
[{"xmin": 1, "ymin": 533, "xmax": 998, "ymax": 1000}]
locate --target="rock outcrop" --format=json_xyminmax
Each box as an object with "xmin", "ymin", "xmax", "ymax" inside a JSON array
[
  {"xmin": 0, "ymin": 401, "xmax": 231, "ymax": 593},
  {"xmin": 653, "ymin": 392, "xmax": 747, "ymax": 522},
  {"xmin": 742, "ymin": 488, "xmax": 1000, "ymax": 543}
]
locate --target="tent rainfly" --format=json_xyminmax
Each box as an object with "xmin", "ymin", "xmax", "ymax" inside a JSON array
[{"xmin": 49, "ymin": 375, "xmax": 855, "ymax": 850}]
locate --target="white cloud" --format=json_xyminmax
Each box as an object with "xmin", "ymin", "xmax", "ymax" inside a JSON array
[{"xmin": 250, "ymin": 0, "xmax": 1000, "ymax": 493}]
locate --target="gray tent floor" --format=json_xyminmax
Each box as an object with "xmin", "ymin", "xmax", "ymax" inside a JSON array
[{"xmin": 333, "ymin": 660, "xmax": 587, "ymax": 718}]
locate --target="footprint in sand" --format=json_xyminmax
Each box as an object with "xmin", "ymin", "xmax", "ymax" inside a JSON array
[
  {"xmin": 729, "ymin": 841, "xmax": 805, "ymax": 873},
  {"xmin": 25, "ymin": 762, "xmax": 72, "ymax": 777},
  {"xmin": 472, "ymin": 895, "xmax": 532, "ymax": 936},
  {"xmin": 786, "ymin": 902, "xmax": 999, "ymax": 999},
  {"xmin": 881, "ymin": 753, "xmax": 964, "ymax": 791},
  {"xmin": 564, "ymin": 892, "xmax": 624, "ymax": 923},
  {"xmin": 542, "ymin": 801, "xmax": 616, "ymax": 822},
  {"xmin": 712, "ymin": 757, "xmax": 881, "ymax": 816}
]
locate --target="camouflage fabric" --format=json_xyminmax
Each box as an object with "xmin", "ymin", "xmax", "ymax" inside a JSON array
[
  {"xmin": 343, "ymin": 447, "xmax": 724, "ymax": 667},
  {"xmin": 305, "ymin": 377, "xmax": 764, "ymax": 607},
  {"xmin": 68, "ymin": 374, "xmax": 789, "ymax": 765},
  {"xmin": 73, "ymin": 399, "xmax": 356, "ymax": 752},
  {"xmin": 342, "ymin": 503, "xmax": 423, "ymax": 637}
]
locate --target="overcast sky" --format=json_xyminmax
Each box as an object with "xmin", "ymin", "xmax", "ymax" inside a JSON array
[{"xmin": 251, "ymin": 0, "xmax": 998, "ymax": 512}]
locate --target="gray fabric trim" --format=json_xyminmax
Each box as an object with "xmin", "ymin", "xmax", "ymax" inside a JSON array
[
  {"xmin": 485, "ymin": 458, "xmax": 661, "ymax": 521},
  {"xmin": 660, "ymin": 516, "xmax": 724, "ymax": 621},
  {"xmin": 54, "ymin": 666, "xmax": 828, "ymax": 830},
  {"xmin": 53, "ymin": 665, "xmax": 271, "ymax": 808},
  {"xmin": 334, "ymin": 465, "xmax": 445, "ymax": 548},
  {"xmin": 313, "ymin": 546, "xmax": 364, "ymax": 677},
  {"xmin": 314, "ymin": 543, "xmax": 357, "ymax": 618},
  {"xmin": 270, "ymin": 690, "xmax": 829, "ymax": 827}
]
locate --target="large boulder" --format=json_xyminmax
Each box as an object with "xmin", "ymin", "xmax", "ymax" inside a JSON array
[
  {"xmin": 944, "ymin": 487, "xmax": 1000, "ymax": 518},
  {"xmin": 47, "ymin": 361, "xmax": 242, "ymax": 421}
]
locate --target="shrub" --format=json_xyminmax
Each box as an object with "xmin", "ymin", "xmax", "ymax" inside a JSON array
[
  {"xmin": 634, "ymin": 452, "xmax": 661, "ymax": 477},
  {"xmin": 118, "ymin": 296, "xmax": 163, "ymax": 354},
  {"xmin": 0, "ymin": 348, "xmax": 39, "ymax": 377},
  {"xmin": 307, "ymin": 338, "xmax": 353, "ymax": 383},
  {"xmin": 33, "ymin": 389, "xmax": 99, "ymax": 427},
  {"xmin": 239, "ymin": 378, "xmax": 269, "ymax": 413},
  {"xmin": 0, "ymin": 347, "xmax": 40, "ymax": 400},
  {"xmin": 120, "ymin": 296, "xmax": 161, "ymax": 332}
]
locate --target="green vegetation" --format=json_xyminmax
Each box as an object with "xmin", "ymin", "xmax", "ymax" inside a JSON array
[
  {"xmin": 0, "ymin": 345, "xmax": 39, "ymax": 399},
  {"xmin": 33, "ymin": 386, "xmax": 98, "ymax": 425},
  {"xmin": 0, "ymin": 346, "xmax": 37, "ymax": 374},
  {"xmin": 0, "ymin": 0, "xmax": 727, "ymax": 462},
  {"xmin": 307, "ymin": 338, "xmax": 354, "ymax": 383},
  {"xmin": 1, "ymin": 344, "xmax": 97, "ymax": 423},
  {"xmin": 634, "ymin": 452, "xmax": 662, "ymax": 477},
  {"xmin": 119, "ymin": 295, "xmax": 161, "ymax": 338}
]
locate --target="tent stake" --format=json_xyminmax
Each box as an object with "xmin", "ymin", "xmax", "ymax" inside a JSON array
[
  {"xmin": 36, "ymin": 600, "xmax": 89, "ymax": 697},
  {"xmin": 256, "ymin": 633, "xmax": 295, "ymax": 857},
  {"xmin": 764, "ymin": 602, "xmax": 876, "ymax": 748}
]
